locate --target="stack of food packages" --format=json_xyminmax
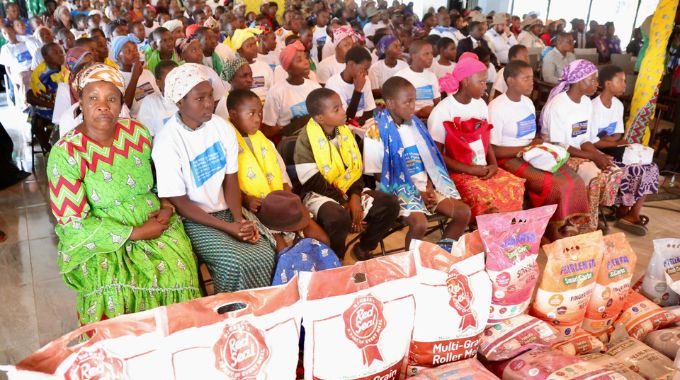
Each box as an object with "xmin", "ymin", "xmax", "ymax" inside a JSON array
[{"xmin": 5, "ymin": 205, "xmax": 680, "ymax": 380}]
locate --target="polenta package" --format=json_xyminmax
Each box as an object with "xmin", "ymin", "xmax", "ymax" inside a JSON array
[
  {"xmin": 478, "ymin": 314, "xmax": 562, "ymax": 361},
  {"xmin": 298, "ymin": 252, "xmax": 417, "ymax": 380},
  {"xmin": 490, "ymin": 347, "xmax": 625, "ymax": 380},
  {"xmin": 582, "ymin": 233, "xmax": 637, "ymax": 334},
  {"xmin": 607, "ymin": 337, "xmax": 677, "ymax": 380},
  {"xmin": 3, "ymin": 279, "xmax": 302, "ymax": 380},
  {"xmin": 553, "ymin": 330, "xmax": 605, "ymax": 356},
  {"xmin": 641, "ymin": 239, "xmax": 680, "ymax": 306},
  {"xmin": 579, "ymin": 353, "xmax": 645, "ymax": 380},
  {"xmin": 409, "ymin": 240, "xmax": 492, "ymax": 370},
  {"xmin": 408, "ymin": 358, "xmax": 499, "ymax": 379},
  {"xmin": 530, "ymin": 230, "xmax": 604, "ymax": 338},
  {"xmin": 644, "ymin": 326, "xmax": 680, "ymax": 360},
  {"xmin": 477, "ymin": 205, "xmax": 557, "ymax": 325},
  {"xmin": 616, "ymin": 291, "xmax": 676, "ymax": 340}
]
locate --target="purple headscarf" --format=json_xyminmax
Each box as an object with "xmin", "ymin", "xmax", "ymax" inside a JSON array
[
  {"xmin": 546, "ymin": 59, "xmax": 598, "ymax": 104},
  {"xmin": 376, "ymin": 35, "xmax": 398, "ymax": 59}
]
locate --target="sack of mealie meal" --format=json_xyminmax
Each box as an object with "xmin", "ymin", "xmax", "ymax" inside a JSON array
[{"xmin": 298, "ymin": 252, "xmax": 417, "ymax": 380}]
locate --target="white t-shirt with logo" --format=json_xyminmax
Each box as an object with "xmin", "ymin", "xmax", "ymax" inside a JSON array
[
  {"xmin": 249, "ymin": 59, "xmax": 274, "ymax": 101},
  {"xmin": 541, "ymin": 92, "xmax": 598, "ymax": 149},
  {"xmin": 262, "ymin": 78, "xmax": 321, "ymax": 127},
  {"xmin": 430, "ymin": 59, "xmax": 456, "ymax": 79},
  {"xmin": 137, "ymin": 92, "xmax": 178, "ymax": 136},
  {"xmin": 152, "ymin": 114, "xmax": 239, "ymax": 213},
  {"xmin": 395, "ymin": 67, "xmax": 441, "ymax": 112},
  {"xmin": 427, "ymin": 95, "xmax": 488, "ymax": 144},
  {"xmin": 368, "ymin": 59, "xmax": 408, "ymax": 90},
  {"xmin": 121, "ymin": 69, "xmax": 160, "ymax": 118},
  {"xmin": 488, "ymin": 93, "xmax": 537, "ymax": 147},
  {"xmin": 257, "ymin": 51, "xmax": 279, "ymax": 72},
  {"xmin": 0, "ymin": 41, "xmax": 32, "ymax": 79},
  {"xmin": 324, "ymin": 72, "xmax": 376, "ymax": 118},
  {"xmin": 316, "ymin": 55, "xmax": 345, "ymax": 84},
  {"xmin": 363, "ymin": 122, "xmax": 428, "ymax": 191},
  {"xmin": 590, "ymin": 95, "xmax": 624, "ymax": 137}
]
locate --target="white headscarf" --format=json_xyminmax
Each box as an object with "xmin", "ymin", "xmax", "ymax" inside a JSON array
[{"xmin": 164, "ymin": 63, "xmax": 210, "ymax": 103}]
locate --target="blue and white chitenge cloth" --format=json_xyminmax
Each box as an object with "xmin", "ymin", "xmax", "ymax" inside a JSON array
[
  {"xmin": 272, "ymin": 238, "xmax": 341, "ymax": 285},
  {"xmin": 374, "ymin": 109, "xmax": 460, "ymax": 214}
]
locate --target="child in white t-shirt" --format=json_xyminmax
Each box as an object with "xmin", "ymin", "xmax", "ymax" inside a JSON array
[
  {"xmin": 369, "ymin": 35, "xmax": 407, "ymax": 99},
  {"xmin": 590, "ymin": 64, "xmax": 658, "ymax": 236},
  {"xmin": 316, "ymin": 26, "xmax": 357, "ymax": 85},
  {"xmin": 0, "ymin": 25, "xmax": 33, "ymax": 110},
  {"xmin": 311, "ymin": 9, "xmax": 331, "ymax": 64},
  {"xmin": 231, "ymin": 28, "xmax": 274, "ymax": 102},
  {"xmin": 152, "ymin": 63, "xmax": 276, "ymax": 294},
  {"xmin": 430, "ymin": 37, "xmax": 457, "ymax": 79},
  {"xmin": 257, "ymin": 28, "xmax": 279, "ymax": 72},
  {"xmin": 262, "ymin": 41, "xmax": 321, "ymax": 138},
  {"xmin": 324, "ymin": 46, "xmax": 376, "ymax": 123},
  {"xmin": 112, "ymin": 35, "xmax": 160, "ymax": 118},
  {"xmin": 137, "ymin": 60, "xmax": 178, "ymax": 136},
  {"xmin": 395, "ymin": 40, "xmax": 441, "ymax": 119}
]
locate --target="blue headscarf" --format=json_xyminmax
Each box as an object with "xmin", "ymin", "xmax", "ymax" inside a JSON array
[{"xmin": 111, "ymin": 34, "xmax": 141, "ymax": 64}]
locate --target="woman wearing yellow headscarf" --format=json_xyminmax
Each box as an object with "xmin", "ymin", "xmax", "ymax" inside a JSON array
[{"xmin": 227, "ymin": 27, "xmax": 273, "ymax": 101}]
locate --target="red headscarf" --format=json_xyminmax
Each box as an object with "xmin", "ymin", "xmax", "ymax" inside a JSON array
[{"xmin": 279, "ymin": 40, "xmax": 306, "ymax": 71}]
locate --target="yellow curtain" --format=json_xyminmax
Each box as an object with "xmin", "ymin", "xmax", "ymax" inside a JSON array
[{"xmin": 625, "ymin": 0, "xmax": 679, "ymax": 145}]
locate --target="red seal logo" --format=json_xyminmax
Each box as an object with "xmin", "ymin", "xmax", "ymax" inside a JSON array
[
  {"xmin": 213, "ymin": 320, "xmax": 270, "ymax": 379},
  {"xmin": 446, "ymin": 268, "xmax": 477, "ymax": 332},
  {"xmin": 64, "ymin": 346, "xmax": 126, "ymax": 380},
  {"xmin": 343, "ymin": 294, "xmax": 386, "ymax": 367}
]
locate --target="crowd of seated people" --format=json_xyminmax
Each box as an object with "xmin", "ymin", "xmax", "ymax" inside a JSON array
[{"xmin": 0, "ymin": 0, "xmax": 665, "ymax": 327}]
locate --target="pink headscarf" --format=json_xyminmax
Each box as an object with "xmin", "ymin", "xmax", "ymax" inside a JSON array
[
  {"xmin": 279, "ymin": 40, "xmax": 306, "ymax": 71},
  {"xmin": 439, "ymin": 52, "xmax": 487, "ymax": 94},
  {"xmin": 333, "ymin": 25, "xmax": 361, "ymax": 44}
]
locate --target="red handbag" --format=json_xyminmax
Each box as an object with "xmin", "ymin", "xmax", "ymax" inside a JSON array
[{"xmin": 442, "ymin": 117, "xmax": 492, "ymax": 166}]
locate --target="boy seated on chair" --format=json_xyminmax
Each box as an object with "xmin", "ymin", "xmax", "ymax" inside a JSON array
[
  {"xmin": 363, "ymin": 77, "xmax": 471, "ymax": 248},
  {"xmin": 293, "ymin": 88, "xmax": 400, "ymax": 261},
  {"xmin": 226, "ymin": 89, "xmax": 329, "ymax": 252}
]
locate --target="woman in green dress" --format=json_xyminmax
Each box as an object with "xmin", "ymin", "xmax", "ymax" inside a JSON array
[{"xmin": 47, "ymin": 63, "xmax": 201, "ymax": 326}]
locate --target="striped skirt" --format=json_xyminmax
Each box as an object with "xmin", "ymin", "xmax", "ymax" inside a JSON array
[{"xmin": 182, "ymin": 209, "xmax": 277, "ymax": 293}]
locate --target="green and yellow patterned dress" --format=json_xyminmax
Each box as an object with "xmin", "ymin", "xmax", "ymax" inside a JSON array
[{"xmin": 47, "ymin": 119, "xmax": 201, "ymax": 326}]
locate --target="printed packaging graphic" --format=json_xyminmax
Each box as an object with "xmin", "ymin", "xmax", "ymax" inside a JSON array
[
  {"xmin": 615, "ymin": 291, "xmax": 676, "ymax": 340},
  {"xmin": 477, "ymin": 205, "xmax": 557, "ymax": 325},
  {"xmin": 530, "ymin": 230, "xmax": 604, "ymax": 338},
  {"xmin": 582, "ymin": 233, "xmax": 637, "ymax": 334},
  {"xmin": 606, "ymin": 337, "xmax": 677, "ymax": 380},
  {"xmin": 298, "ymin": 251, "xmax": 417, "ymax": 380},
  {"xmin": 4, "ymin": 279, "xmax": 302, "ymax": 379},
  {"xmin": 408, "ymin": 358, "xmax": 499, "ymax": 379},
  {"xmin": 478, "ymin": 314, "xmax": 562, "ymax": 361},
  {"xmin": 408, "ymin": 239, "xmax": 491, "ymax": 370},
  {"xmin": 642, "ymin": 239, "xmax": 680, "ymax": 306}
]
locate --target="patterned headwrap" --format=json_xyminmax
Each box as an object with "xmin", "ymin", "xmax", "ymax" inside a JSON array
[
  {"xmin": 204, "ymin": 16, "xmax": 220, "ymax": 30},
  {"xmin": 546, "ymin": 59, "xmax": 598, "ymax": 104},
  {"xmin": 66, "ymin": 47, "xmax": 91, "ymax": 72},
  {"xmin": 163, "ymin": 19, "xmax": 183, "ymax": 32},
  {"xmin": 185, "ymin": 24, "xmax": 202, "ymax": 39},
  {"xmin": 221, "ymin": 57, "xmax": 249, "ymax": 82},
  {"xmin": 439, "ymin": 52, "xmax": 487, "ymax": 94},
  {"xmin": 279, "ymin": 40, "xmax": 306, "ymax": 71},
  {"xmin": 76, "ymin": 63, "xmax": 125, "ymax": 94},
  {"xmin": 177, "ymin": 37, "xmax": 199, "ymax": 54},
  {"xmin": 376, "ymin": 35, "xmax": 398, "ymax": 59},
  {"xmin": 164, "ymin": 63, "xmax": 210, "ymax": 103},
  {"xmin": 333, "ymin": 25, "xmax": 360, "ymax": 44},
  {"xmin": 111, "ymin": 35, "xmax": 141, "ymax": 64},
  {"xmin": 228, "ymin": 28, "xmax": 262, "ymax": 51}
]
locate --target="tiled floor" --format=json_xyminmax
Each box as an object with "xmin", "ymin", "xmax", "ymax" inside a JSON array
[{"xmin": 1, "ymin": 103, "xmax": 679, "ymax": 373}]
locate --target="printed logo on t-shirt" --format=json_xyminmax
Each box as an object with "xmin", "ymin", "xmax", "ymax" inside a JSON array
[
  {"xmin": 291, "ymin": 101, "xmax": 309, "ymax": 118},
  {"xmin": 252, "ymin": 76, "xmax": 265, "ymax": 89},
  {"xmin": 190, "ymin": 141, "xmax": 227, "ymax": 187},
  {"xmin": 516, "ymin": 114, "xmax": 537, "ymax": 138},
  {"xmin": 134, "ymin": 82, "xmax": 155, "ymax": 102},
  {"xmin": 316, "ymin": 35, "xmax": 327, "ymax": 47},
  {"xmin": 346, "ymin": 93, "xmax": 366, "ymax": 113},
  {"xmin": 269, "ymin": 63, "xmax": 277, "ymax": 71},
  {"xmin": 403, "ymin": 145, "xmax": 425, "ymax": 177},
  {"xmin": 571, "ymin": 121, "xmax": 589, "ymax": 138},
  {"xmin": 162, "ymin": 116, "xmax": 172, "ymax": 125},
  {"xmin": 415, "ymin": 85, "xmax": 434, "ymax": 101},
  {"xmin": 599, "ymin": 121, "xmax": 617, "ymax": 136},
  {"xmin": 16, "ymin": 50, "xmax": 32, "ymax": 64},
  {"xmin": 469, "ymin": 139, "xmax": 487, "ymax": 165}
]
